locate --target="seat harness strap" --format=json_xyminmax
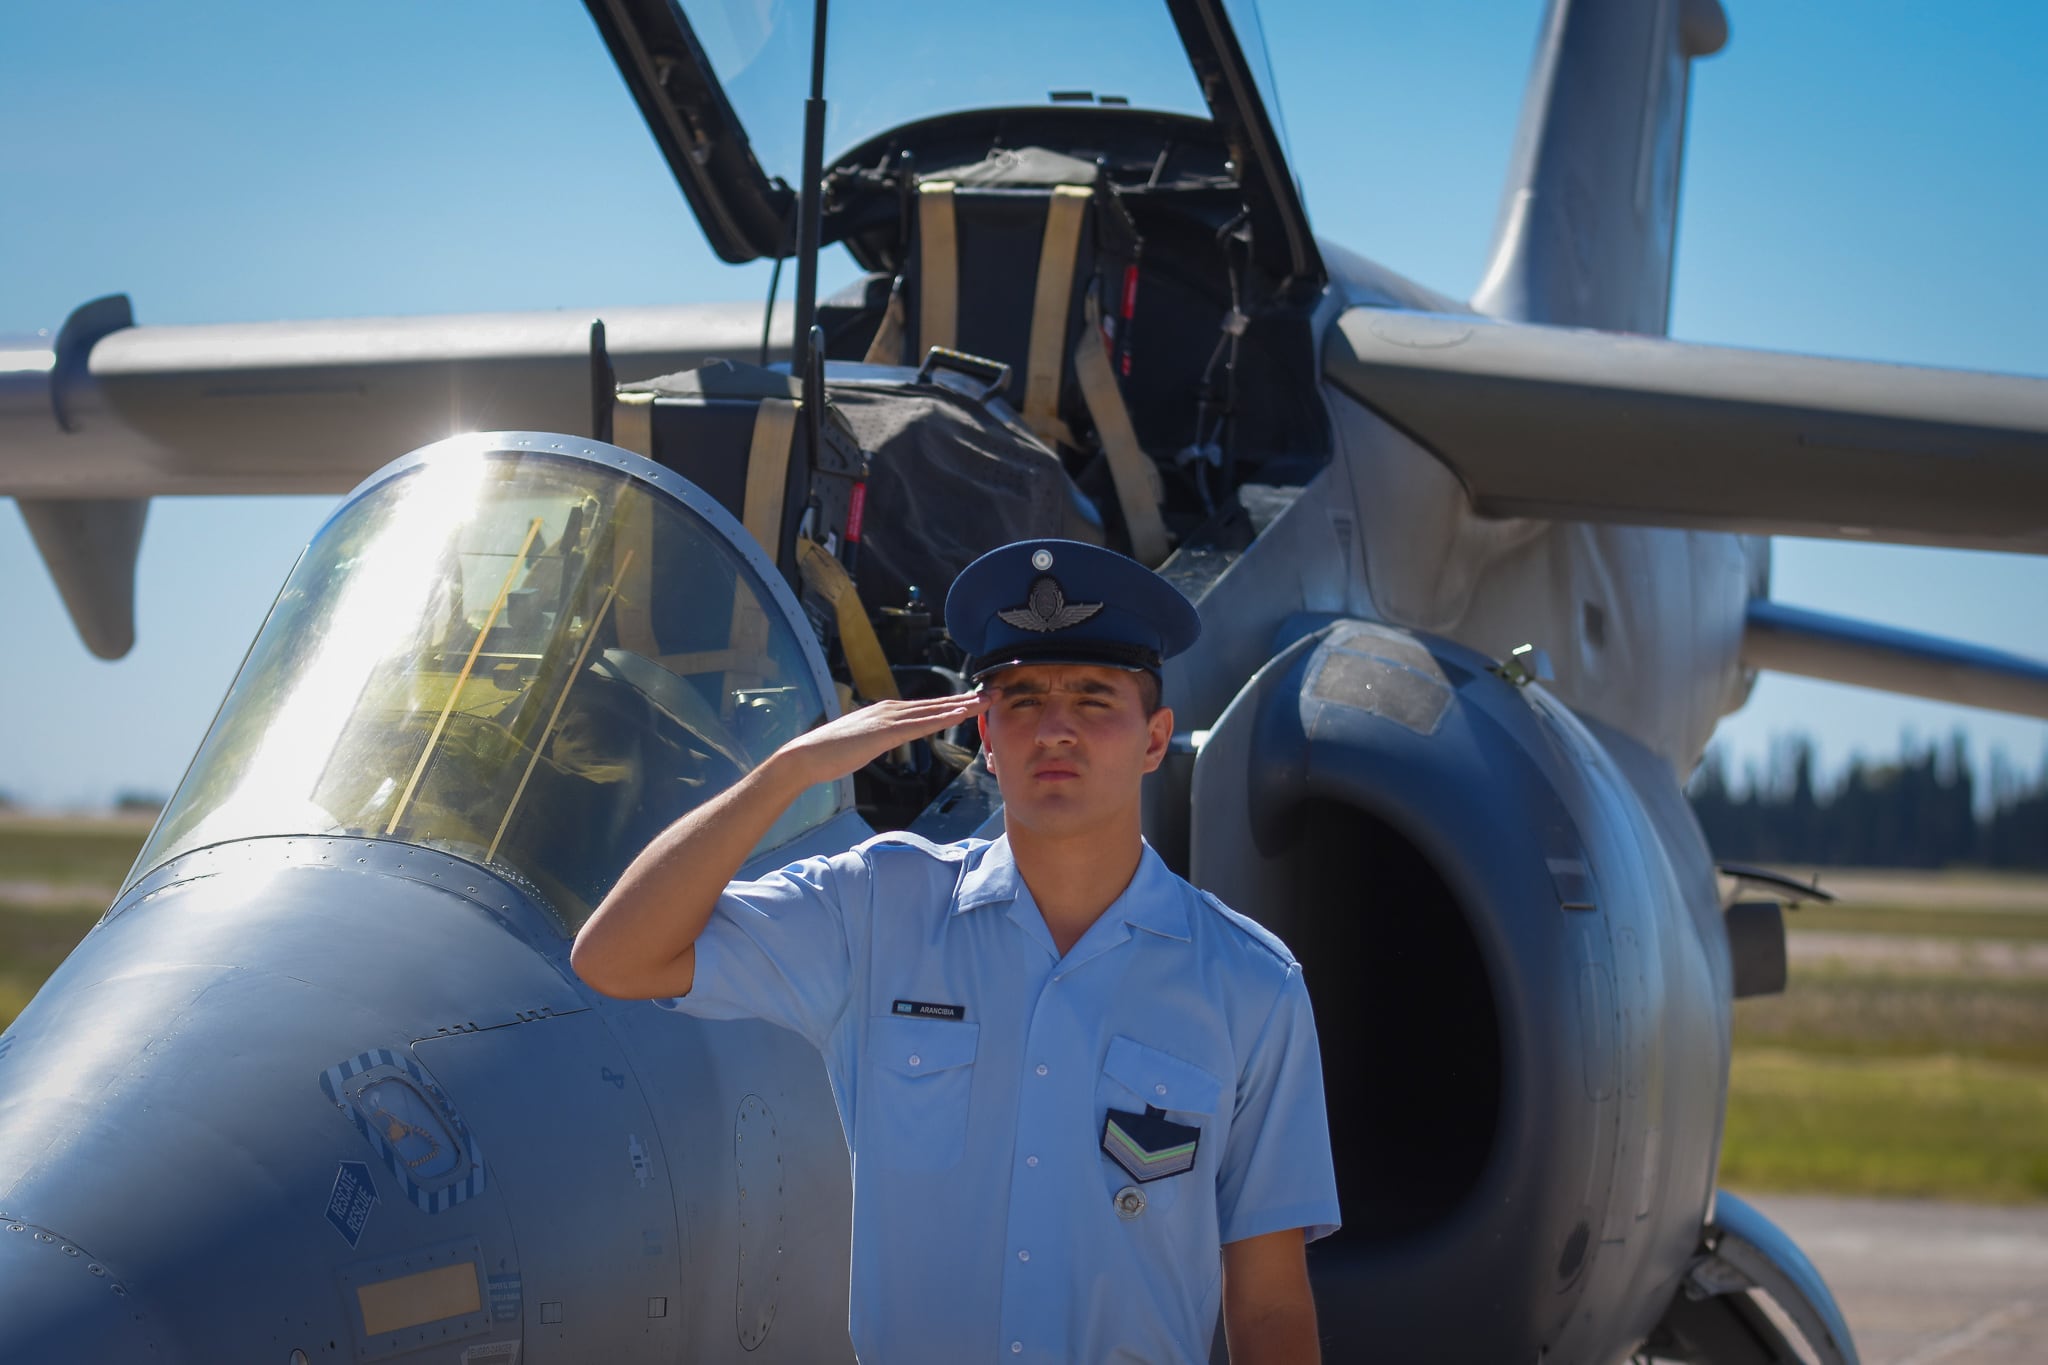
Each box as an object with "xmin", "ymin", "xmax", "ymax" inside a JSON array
[
  {"xmin": 1022, "ymin": 184, "xmax": 1093, "ymax": 447},
  {"xmin": 742, "ymin": 396, "xmax": 798, "ymax": 558},
  {"xmin": 916, "ymin": 181, "xmax": 959, "ymax": 354},
  {"xmin": 862, "ymin": 280, "xmax": 907, "ymax": 365},
  {"xmin": 1074, "ymin": 289, "xmax": 1171, "ymax": 566},
  {"xmin": 797, "ymin": 537, "xmax": 900, "ymax": 702}
]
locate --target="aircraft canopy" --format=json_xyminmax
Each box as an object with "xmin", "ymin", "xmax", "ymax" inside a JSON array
[
  {"xmin": 688, "ymin": 0, "xmax": 1212, "ymax": 183},
  {"xmin": 128, "ymin": 447, "xmax": 839, "ymax": 927},
  {"xmin": 584, "ymin": 0, "xmax": 1321, "ymax": 283}
]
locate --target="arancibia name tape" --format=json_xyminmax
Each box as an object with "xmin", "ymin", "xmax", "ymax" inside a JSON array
[{"xmin": 892, "ymin": 999, "xmax": 966, "ymax": 1021}]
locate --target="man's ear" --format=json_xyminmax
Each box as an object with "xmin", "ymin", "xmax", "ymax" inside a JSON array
[
  {"xmin": 1142, "ymin": 705, "xmax": 1174, "ymax": 774},
  {"xmin": 977, "ymin": 712, "xmax": 992, "ymax": 772}
]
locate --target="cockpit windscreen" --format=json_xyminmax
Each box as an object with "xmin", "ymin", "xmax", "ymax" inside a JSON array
[{"xmin": 129, "ymin": 451, "xmax": 839, "ymax": 927}]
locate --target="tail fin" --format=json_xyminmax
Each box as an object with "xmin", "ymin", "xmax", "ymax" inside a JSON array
[{"xmin": 1471, "ymin": 0, "xmax": 1727, "ymax": 335}]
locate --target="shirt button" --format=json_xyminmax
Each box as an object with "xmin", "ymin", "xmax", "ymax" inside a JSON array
[
  {"xmin": 1025, "ymin": 1155, "xmax": 1039, "ymax": 1167},
  {"xmin": 1035, "ymin": 1064, "xmax": 1048, "ymax": 1077},
  {"xmin": 1017, "ymin": 1249, "xmax": 1030, "ymax": 1261},
  {"xmin": 908, "ymin": 1054, "xmax": 922, "ymax": 1067},
  {"xmin": 1155, "ymin": 1084, "xmax": 1167, "ymax": 1096},
  {"xmin": 1011, "ymin": 1344, "xmax": 1023, "ymax": 1355}
]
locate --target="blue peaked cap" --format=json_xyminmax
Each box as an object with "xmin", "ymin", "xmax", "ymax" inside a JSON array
[{"xmin": 944, "ymin": 539, "xmax": 1201, "ymax": 682}]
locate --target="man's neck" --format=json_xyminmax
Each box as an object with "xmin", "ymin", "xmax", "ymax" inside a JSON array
[{"xmin": 1004, "ymin": 815, "xmax": 1146, "ymax": 957}]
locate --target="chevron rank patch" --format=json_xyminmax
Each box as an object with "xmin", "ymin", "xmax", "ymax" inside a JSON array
[{"xmin": 1101, "ymin": 1104, "xmax": 1201, "ymax": 1183}]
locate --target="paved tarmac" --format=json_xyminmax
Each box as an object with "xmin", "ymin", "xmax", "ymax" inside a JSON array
[{"xmin": 1742, "ymin": 1193, "xmax": 2048, "ymax": 1364}]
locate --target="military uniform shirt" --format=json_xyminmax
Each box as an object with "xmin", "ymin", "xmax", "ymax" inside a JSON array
[{"xmin": 674, "ymin": 831, "xmax": 1341, "ymax": 1364}]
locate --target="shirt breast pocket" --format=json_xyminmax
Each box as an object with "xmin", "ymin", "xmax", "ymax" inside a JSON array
[
  {"xmin": 1096, "ymin": 1035, "xmax": 1225, "ymax": 1218},
  {"xmin": 862, "ymin": 1015, "xmax": 981, "ymax": 1172}
]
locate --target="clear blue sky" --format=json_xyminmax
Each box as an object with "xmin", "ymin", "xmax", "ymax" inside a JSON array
[{"xmin": 2, "ymin": 0, "xmax": 2045, "ymax": 809}]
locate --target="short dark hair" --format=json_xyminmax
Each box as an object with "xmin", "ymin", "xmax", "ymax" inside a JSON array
[{"xmin": 1136, "ymin": 671, "xmax": 1162, "ymax": 716}]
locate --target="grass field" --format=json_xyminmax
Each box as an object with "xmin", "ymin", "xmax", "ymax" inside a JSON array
[
  {"xmin": 1780, "ymin": 902, "xmax": 2048, "ymax": 942},
  {"xmin": 1, "ymin": 820, "xmax": 2043, "ymax": 1202},
  {"xmin": 0, "ymin": 813, "xmax": 151, "ymax": 892},
  {"xmin": 0, "ymin": 815, "xmax": 149, "ymax": 1029},
  {"xmin": 1721, "ymin": 1048, "xmax": 2048, "ymax": 1202},
  {"xmin": 1724, "ymin": 868, "xmax": 2048, "ymax": 1204}
]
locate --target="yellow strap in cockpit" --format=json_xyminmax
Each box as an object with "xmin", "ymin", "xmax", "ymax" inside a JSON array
[
  {"xmin": 742, "ymin": 397, "xmax": 798, "ymax": 558},
  {"xmin": 1075, "ymin": 290, "xmax": 1171, "ymax": 567},
  {"xmin": 863, "ymin": 279, "xmax": 907, "ymax": 365},
  {"xmin": 1023, "ymin": 184, "xmax": 1093, "ymax": 447},
  {"xmin": 917, "ymin": 181, "xmax": 959, "ymax": 354},
  {"xmin": 610, "ymin": 486, "xmax": 655, "ymax": 657},
  {"xmin": 797, "ymin": 538, "xmax": 899, "ymax": 704}
]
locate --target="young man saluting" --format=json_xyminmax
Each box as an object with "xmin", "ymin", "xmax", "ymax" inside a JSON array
[{"xmin": 573, "ymin": 539, "xmax": 1339, "ymax": 1364}]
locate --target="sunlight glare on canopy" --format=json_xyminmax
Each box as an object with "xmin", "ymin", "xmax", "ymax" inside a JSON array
[{"xmin": 199, "ymin": 452, "xmax": 489, "ymax": 842}]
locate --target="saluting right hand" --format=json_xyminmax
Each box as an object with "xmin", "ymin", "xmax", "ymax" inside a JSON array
[
  {"xmin": 774, "ymin": 691, "xmax": 991, "ymax": 788},
  {"xmin": 574, "ymin": 688, "xmax": 993, "ymax": 1001}
]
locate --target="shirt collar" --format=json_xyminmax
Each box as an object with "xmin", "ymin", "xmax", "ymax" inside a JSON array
[
  {"xmin": 954, "ymin": 835, "xmax": 1190, "ymax": 943},
  {"xmin": 954, "ymin": 834, "xmax": 1024, "ymax": 912}
]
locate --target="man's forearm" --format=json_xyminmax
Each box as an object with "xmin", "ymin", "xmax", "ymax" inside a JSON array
[
  {"xmin": 1224, "ymin": 1303, "xmax": 1322, "ymax": 1365},
  {"xmin": 1222, "ymin": 1229, "xmax": 1321, "ymax": 1365},
  {"xmin": 569, "ymin": 691, "xmax": 986, "ymax": 998},
  {"xmin": 570, "ymin": 748, "xmax": 817, "ymax": 998}
]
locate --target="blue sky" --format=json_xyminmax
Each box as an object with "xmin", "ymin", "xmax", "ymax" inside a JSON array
[{"xmin": 2, "ymin": 0, "xmax": 2045, "ymax": 809}]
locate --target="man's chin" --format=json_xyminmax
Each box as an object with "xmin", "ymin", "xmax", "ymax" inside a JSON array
[{"xmin": 999, "ymin": 793, "xmax": 1109, "ymax": 840}]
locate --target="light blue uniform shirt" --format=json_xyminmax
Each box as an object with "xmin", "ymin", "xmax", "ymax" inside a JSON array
[{"xmin": 678, "ymin": 831, "xmax": 1341, "ymax": 1364}]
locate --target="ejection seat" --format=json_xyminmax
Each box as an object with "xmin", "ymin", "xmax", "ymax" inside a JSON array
[{"xmin": 838, "ymin": 146, "xmax": 1175, "ymax": 566}]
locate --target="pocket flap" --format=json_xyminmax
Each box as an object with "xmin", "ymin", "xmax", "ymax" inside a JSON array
[
  {"xmin": 1103, "ymin": 1035, "xmax": 1224, "ymax": 1114},
  {"xmin": 871, "ymin": 1015, "xmax": 981, "ymax": 1078}
]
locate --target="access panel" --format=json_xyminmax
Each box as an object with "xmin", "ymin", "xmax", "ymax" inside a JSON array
[{"xmin": 414, "ymin": 1013, "xmax": 682, "ymax": 1364}]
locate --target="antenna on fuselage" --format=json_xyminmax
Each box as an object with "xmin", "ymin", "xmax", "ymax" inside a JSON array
[
  {"xmin": 791, "ymin": 0, "xmax": 831, "ymax": 541},
  {"xmin": 790, "ymin": 0, "xmax": 829, "ymax": 375}
]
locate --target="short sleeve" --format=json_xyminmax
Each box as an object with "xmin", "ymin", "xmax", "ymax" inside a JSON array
[
  {"xmin": 1216, "ymin": 966, "xmax": 1342, "ymax": 1245},
  {"xmin": 670, "ymin": 848, "xmax": 870, "ymax": 1048}
]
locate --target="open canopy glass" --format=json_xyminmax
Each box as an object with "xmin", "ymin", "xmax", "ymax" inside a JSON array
[
  {"xmin": 131, "ymin": 445, "xmax": 838, "ymax": 927},
  {"xmin": 689, "ymin": 0, "xmax": 1212, "ymax": 186},
  {"xmin": 587, "ymin": 0, "xmax": 1316, "ymax": 279}
]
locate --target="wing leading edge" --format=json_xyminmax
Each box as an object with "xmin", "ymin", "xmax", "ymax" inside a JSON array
[
  {"xmin": 1744, "ymin": 600, "xmax": 2048, "ymax": 722},
  {"xmin": 1325, "ymin": 307, "xmax": 2048, "ymax": 555},
  {"xmin": 3, "ymin": 295, "xmax": 784, "ymax": 657},
  {"xmin": 1, "ymin": 297, "xmax": 782, "ymax": 499}
]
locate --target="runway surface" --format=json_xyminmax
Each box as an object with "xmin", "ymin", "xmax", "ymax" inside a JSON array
[{"xmin": 1742, "ymin": 1193, "xmax": 2048, "ymax": 1364}]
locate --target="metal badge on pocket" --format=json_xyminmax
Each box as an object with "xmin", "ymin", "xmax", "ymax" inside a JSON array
[{"xmin": 1101, "ymin": 1104, "xmax": 1200, "ymax": 1183}]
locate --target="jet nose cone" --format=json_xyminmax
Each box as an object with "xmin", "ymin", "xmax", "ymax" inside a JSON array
[
  {"xmin": 0, "ymin": 1215, "xmax": 168, "ymax": 1361},
  {"xmin": 0, "ymin": 836, "xmax": 579, "ymax": 1360}
]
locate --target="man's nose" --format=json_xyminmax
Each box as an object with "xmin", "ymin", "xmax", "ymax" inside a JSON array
[{"xmin": 1032, "ymin": 700, "xmax": 1080, "ymax": 745}]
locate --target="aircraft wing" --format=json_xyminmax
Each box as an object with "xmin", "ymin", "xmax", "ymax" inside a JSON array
[
  {"xmin": 2, "ymin": 295, "xmax": 781, "ymax": 658},
  {"xmin": 1325, "ymin": 308, "xmax": 2048, "ymax": 555},
  {"xmin": 1, "ymin": 296, "xmax": 780, "ymax": 499},
  {"xmin": 1744, "ymin": 600, "xmax": 2048, "ymax": 721}
]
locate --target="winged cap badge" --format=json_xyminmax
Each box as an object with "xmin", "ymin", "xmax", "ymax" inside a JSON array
[{"xmin": 997, "ymin": 575, "xmax": 1103, "ymax": 633}]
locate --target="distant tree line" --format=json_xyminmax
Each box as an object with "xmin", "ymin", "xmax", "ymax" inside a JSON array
[{"xmin": 1688, "ymin": 734, "xmax": 2048, "ymax": 869}]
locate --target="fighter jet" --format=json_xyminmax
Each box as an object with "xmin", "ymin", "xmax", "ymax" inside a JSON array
[{"xmin": 3, "ymin": 1, "xmax": 2046, "ymax": 1361}]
